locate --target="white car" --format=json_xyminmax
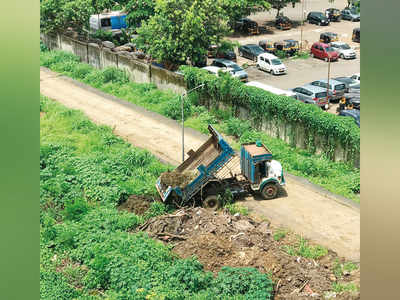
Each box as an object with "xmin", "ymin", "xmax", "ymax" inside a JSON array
[
  {"xmin": 331, "ymin": 42, "xmax": 357, "ymax": 59},
  {"xmin": 256, "ymin": 53, "xmax": 287, "ymax": 75},
  {"xmin": 201, "ymin": 66, "xmax": 234, "ymax": 76},
  {"xmin": 351, "ymin": 72, "xmax": 360, "ymax": 83},
  {"xmin": 246, "ymin": 81, "xmax": 297, "ymax": 99}
]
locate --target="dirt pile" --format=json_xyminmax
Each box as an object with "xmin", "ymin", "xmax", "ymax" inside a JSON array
[
  {"xmin": 139, "ymin": 207, "xmax": 360, "ymax": 300},
  {"xmin": 159, "ymin": 169, "xmax": 198, "ymax": 188},
  {"xmin": 118, "ymin": 195, "xmax": 151, "ymax": 215}
]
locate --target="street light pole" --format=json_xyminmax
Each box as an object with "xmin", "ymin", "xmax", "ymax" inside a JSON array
[
  {"xmin": 181, "ymin": 83, "xmax": 205, "ymax": 162},
  {"xmin": 300, "ymin": 0, "xmax": 305, "ymax": 51},
  {"xmin": 327, "ymin": 56, "xmax": 331, "ymax": 107}
]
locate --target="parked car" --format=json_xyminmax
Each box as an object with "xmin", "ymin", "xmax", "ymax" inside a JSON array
[
  {"xmin": 275, "ymin": 15, "xmax": 292, "ymax": 30},
  {"xmin": 351, "ymin": 73, "xmax": 360, "ymax": 84},
  {"xmin": 234, "ymin": 18, "xmax": 259, "ymax": 35},
  {"xmin": 333, "ymin": 76, "xmax": 359, "ymax": 92},
  {"xmin": 259, "ymin": 40, "xmax": 275, "ymax": 53},
  {"xmin": 330, "ymin": 42, "xmax": 356, "ymax": 59},
  {"xmin": 341, "ymin": 8, "xmax": 360, "ymax": 21},
  {"xmin": 246, "ymin": 81, "xmax": 298, "ymax": 99},
  {"xmin": 352, "ymin": 27, "xmax": 360, "ymax": 42},
  {"xmin": 309, "ymin": 79, "xmax": 346, "ymax": 102},
  {"xmin": 207, "ymin": 45, "xmax": 237, "ymax": 61},
  {"xmin": 238, "ymin": 44, "xmax": 265, "ymax": 62},
  {"xmin": 211, "ymin": 59, "xmax": 248, "ymax": 82},
  {"xmin": 306, "ymin": 12, "xmax": 330, "ymax": 26},
  {"xmin": 319, "ymin": 32, "xmax": 339, "ymax": 43},
  {"xmin": 338, "ymin": 109, "xmax": 360, "ymax": 127},
  {"xmin": 291, "ymin": 85, "xmax": 331, "ymax": 109},
  {"xmin": 202, "ymin": 66, "xmax": 235, "ymax": 76},
  {"xmin": 310, "ymin": 42, "xmax": 339, "ymax": 61},
  {"xmin": 256, "ymin": 53, "xmax": 287, "ymax": 75},
  {"xmin": 325, "ymin": 8, "xmax": 341, "ymax": 21}
]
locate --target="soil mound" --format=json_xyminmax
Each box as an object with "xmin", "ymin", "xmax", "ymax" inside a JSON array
[
  {"xmin": 139, "ymin": 207, "xmax": 360, "ymax": 299},
  {"xmin": 118, "ymin": 195, "xmax": 151, "ymax": 215},
  {"xmin": 159, "ymin": 170, "xmax": 198, "ymax": 188}
]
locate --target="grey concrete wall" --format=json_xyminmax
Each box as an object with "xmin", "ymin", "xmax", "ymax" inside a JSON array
[
  {"xmin": 150, "ymin": 65, "xmax": 186, "ymax": 94},
  {"xmin": 87, "ymin": 43, "xmax": 101, "ymax": 69},
  {"xmin": 117, "ymin": 53, "xmax": 150, "ymax": 83},
  {"xmin": 60, "ymin": 35, "xmax": 74, "ymax": 53},
  {"xmin": 100, "ymin": 48, "xmax": 118, "ymax": 69},
  {"xmin": 72, "ymin": 40, "xmax": 88, "ymax": 63},
  {"xmin": 41, "ymin": 33, "xmax": 59, "ymax": 50}
]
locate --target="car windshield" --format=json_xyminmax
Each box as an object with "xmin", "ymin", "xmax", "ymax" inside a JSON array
[
  {"xmin": 335, "ymin": 84, "xmax": 346, "ymax": 90},
  {"xmin": 339, "ymin": 44, "xmax": 350, "ymax": 49},
  {"xmin": 315, "ymin": 12, "xmax": 324, "ymax": 17},
  {"xmin": 249, "ymin": 46, "xmax": 264, "ymax": 53},
  {"xmin": 350, "ymin": 8, "xmax": 358, "ymax": 14},
  {"xmin": 325, "ymin": 47, "xmax": 335, "ymax": 52},
  {"xmin": 271, "ymin": 59, "xmax": 282, "ymax": 65},
  {"xmin": 227, "ymin": 63, "xmax": 242, "ymax": 71}
]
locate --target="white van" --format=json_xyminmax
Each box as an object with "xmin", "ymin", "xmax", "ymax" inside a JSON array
[
  {"xmin": 89, "ymin": 11, "xmax": 127, "ymax": 35},
  {"xmin": 245, "ymin": 81, "xmax": 298, "ymax": 99},
  {"xmin": 257, "ymin": 53, "xmax": 287, "ymax": 75}
]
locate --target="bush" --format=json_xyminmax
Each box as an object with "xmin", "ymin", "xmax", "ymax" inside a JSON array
[
  {"xmin": 63, "ymin": 198, "xmax": 90, "ymax": 221},
  {"xmin": 161, "ymin": 96, "xmax": 193, "ymax": 120},
  {"xmin": 225, "ymin": 117, "xmax": 252, "ymax": 138}
]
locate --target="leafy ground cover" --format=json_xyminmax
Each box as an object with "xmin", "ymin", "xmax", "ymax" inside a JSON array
[
  {"xmin": 40, "ymin": 95, "xmax": 276, "ymax": 299},
  {"xmin": 40, "ymin": 49, "xmax": 359, "ymax": 202}
]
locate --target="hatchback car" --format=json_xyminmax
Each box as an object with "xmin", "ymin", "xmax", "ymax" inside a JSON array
[
  {"xmin": 256, "ymin": 53, "xmax": 287, "ymax": 75},
  {"xmin": 291, "ymin": 85, "xmax": 331, "ymax": 109},
  {"xmin": 333, "ymin": 76, "xmax": 359, "ymax": 92},
  {"xmin": 307, "ymin": 12, "xmax": 330, "ymax": 26},
  {"xmin": 238, "ymin": 44, "xmax": 265, "ymax": 61},
  {"xmin": 310, "ymin": 42, "xmax": 339, "ymax": 61},
  {"xmin": 341, "ymin": 8, "xmax": 360, "ymax": 21},
  {"xmin": 331, "ymin": 42, "xmax": 356, "ymax": 59},
  {"xmin": 310, "ymin": 79, "xmax": 346, "ymax": 102},
  {"xmin": 211, "ymin": 59, "xmax": 248, "ymax": 82}
]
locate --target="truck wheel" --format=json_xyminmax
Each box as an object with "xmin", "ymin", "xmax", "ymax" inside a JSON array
[
  {"xmin": 261, "ymin": 183, "xmax": 279, "ymax": 200},
  {"xmin": 203, "ymin": 195, "xmax": 220, "ymax": 210}
]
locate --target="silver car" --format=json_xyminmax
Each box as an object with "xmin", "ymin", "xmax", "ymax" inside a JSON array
[
  {"xmin": 309, "ymin": 79, "xmax": 346, "ymax": 102},
  {"xmin": 211, "ymin": 59, "xmax": 248, "ymax": 82},
  {"xmin": 291, "ymin": 85, "xmax": 331, "ymax": 110},
  {"xmin": 341, "ymin": 8, "xmax": 360, "ymax": 21}
]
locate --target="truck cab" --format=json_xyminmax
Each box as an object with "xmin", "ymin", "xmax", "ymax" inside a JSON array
[
  {"xmin": 241, "ymin": 142, "xmax": 285, "ymax": 199},
  {"xmin": 89, "ymin": 11, "xmax": 127, "ymax": 36}
]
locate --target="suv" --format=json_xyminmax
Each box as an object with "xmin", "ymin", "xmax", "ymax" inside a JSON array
[
  {"xmin": 310, "ymin": 79, "xmax": 346, "ymax": 102},
  {"xmin": 331, "ymin": 42, "xmax": 356, "ymax": 59},
  {"xmin": 291, "ymin": 85, "xmax": 331, "ymax": 109},
  {"xmin": 310, "ymin": 42, "xmax": 339, "ymax": 61},
  {"xmin": 238, "ymin": 44, "xmax": 265, "ymax": 61},
  {"xmin": 306, "ymin": 12, "xmax": 330, "ymax": 26},
  {"xmin": 341, "ymin": 8, "xmax": 360, "ymax": 21},
  {"xmin": 256, "ymin": 53, "xmax": 287, "ymax": 75},
  {"xmin": 211, "ymin": 59, "xmax": 248, "ymax": 82}
]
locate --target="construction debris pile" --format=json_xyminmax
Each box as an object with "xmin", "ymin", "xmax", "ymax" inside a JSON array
[
  {"xmin": 159, "ymin": 169, "xmax": 199, "ymax": 188},
  {"xmin": 138, "ymin": 207, "xmax": 360, "ymax": 300}
]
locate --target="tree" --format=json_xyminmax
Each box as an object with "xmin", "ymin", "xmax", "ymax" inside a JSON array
[
  {"xmin": 135, "ymin": 0, "xmax": 230, "ymax": 69},
  {"xmin": 268, "ymin": 0, "xmax": 300, "ymax": 17},
  {"xmin": 124, "ymin": 0, "xmax": 156, "ymax": 28},
  {"xmin": 219, "ymin": 0, "xmax": 271, "ymax": 26}
]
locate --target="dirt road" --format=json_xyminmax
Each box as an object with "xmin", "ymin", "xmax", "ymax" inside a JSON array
[{"xmin": 40, "ymin": 67, "xmax": 360, "ymax": 261}]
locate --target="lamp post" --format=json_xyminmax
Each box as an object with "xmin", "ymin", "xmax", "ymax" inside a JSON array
[
  {"xmin": 181, "ymin": 83, "xmax": 205, "ymax": 162},
  {"xmin": 300, "ymin": 1, "xmax": 305, "ymax": 51},
  {"xmin": 327, "ymin": 56, "xmax": 331, "ymax": 108}
]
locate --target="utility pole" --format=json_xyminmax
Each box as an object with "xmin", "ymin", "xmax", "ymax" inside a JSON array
[
  {"xmin": 300, "ymin": 0, "xmax": 305, "ymax": 51},
  {"xmin": 327, "ymin": 56, "xmax": 331, "ymax": 108}
]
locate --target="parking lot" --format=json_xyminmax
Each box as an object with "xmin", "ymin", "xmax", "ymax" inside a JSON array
[{"xmin": 224, "ymin": 0, "xmax": 360, "ymax": 114}]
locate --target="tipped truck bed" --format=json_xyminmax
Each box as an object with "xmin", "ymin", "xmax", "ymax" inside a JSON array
[{"xmin": 156, "ymin": 125, "xmax": 235, "ymax": 203}]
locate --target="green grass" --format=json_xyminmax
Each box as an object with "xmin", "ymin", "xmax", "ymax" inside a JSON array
[
  {"xmin": 332, "ymin": 282, "xmax": 359, "ymax": 293},
  {"xmin": 40, "ymin": 49, "xmax": 360, "ymax": 203},
  {"xmin": 40, "ymin": 95, "xmax": 275, "ymax": 299},
  {"xmin": 333, "ymin": 259, "xmax": 359, "ymax": 279},
  {"xmin": 283, "ymin": 236, "xmax": 328, "ymax": 259},
  {"xmin": 225, "ymin": 203, "xmax": 249, "ymax": 216},
  {"xmin": 273, "ymin": 228, "xmax": 288, "ymax": 241}
]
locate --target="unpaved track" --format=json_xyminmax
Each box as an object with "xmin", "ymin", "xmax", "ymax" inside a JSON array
[{"xmin": 40, "ymin": 67, "xmax": 360, "ymax": 261}]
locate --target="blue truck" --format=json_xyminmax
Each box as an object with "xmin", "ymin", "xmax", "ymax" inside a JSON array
[{"xmin": 156, "ymin": 125, "xmax": 285, "ymax": 209}]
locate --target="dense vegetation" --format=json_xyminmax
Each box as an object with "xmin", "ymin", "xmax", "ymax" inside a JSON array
[
  {"xmin": 40, "ymin": 95, "xmax": 275, "ymax": 299},
  {"xmin": 40, "ymin": 49, "xmax": 360, "ymax": 202}
]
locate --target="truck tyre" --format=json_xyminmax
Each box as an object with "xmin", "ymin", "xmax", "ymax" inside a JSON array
[
  {"xmin": 261, "ymin": 183, "xmax": 279, "ymax": 200},
  {"xmin": 203, "ymin": 195, "xmax": 220, "ymax": 210}
]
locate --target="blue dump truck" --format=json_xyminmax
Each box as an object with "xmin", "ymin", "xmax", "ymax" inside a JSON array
[{"xmin": 156, "ymin": 125, "xmax": 285, "ymax": 209}]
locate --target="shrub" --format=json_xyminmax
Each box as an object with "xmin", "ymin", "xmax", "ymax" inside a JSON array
[
  {"xmin": 161, "ymin": 96, "xmax": 193, "ymax": 120},
  {"xmin": 40, "ymin": 270, "xmax": 81, "ymax": 299},
  {"xmin": 225, "ymin": 117, "xmax": 252, "ymax": 138},
  {"xmin": 63, "ymin": 198, "xmax": 90, "ymax": 221}
]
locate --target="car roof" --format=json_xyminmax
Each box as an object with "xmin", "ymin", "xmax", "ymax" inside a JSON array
[
  {"xmin": 284, "ymin": 39, "xmax": 297, "ymax": 42},
  {"xmin": 313, "ymin": 42, "xmax": 330, "ymax": 47},
  {"xmin": 202, "ymin": 66, "xmax": 220, "ymax": 72},
  {"xmin": 312, "ymin": 79, "xmax": 342, "ymax": 85},
  {"xmin": 334, "ymin": 76, "xmax": 353, "ymax": 81},
  {"xmin": 331, "ymin": 41, "xmax": 347, "ymax": 45},
  {"xmin": 214, "ymin": 58, "xmax": 234, "ymax": 64},
  {"xmin": 258, "ymin": 52, "xmax": 279, "ymax": 59},
  {"xmin": 244, "ymin": 44, "xmax": 260, "ymax": 47},
  {"xmin": 246, "ymin": 81, "xmax": 296, "ymax": 96},
  {"xmin": 340, "ymin": 109, "xmax": 360, "ymax": 117},
  {"xmin": 301, "ymin": 84, "xmax": 327, "ymax": 92}
]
